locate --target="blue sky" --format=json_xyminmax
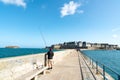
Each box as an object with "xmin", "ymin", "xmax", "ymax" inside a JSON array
[{"xmin": 0, "ymin": 0, "xmax": 120, "ymax": 48}]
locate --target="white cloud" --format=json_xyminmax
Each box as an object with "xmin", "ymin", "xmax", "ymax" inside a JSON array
[
  {"xmin": 112, "ymin": 34, "xmax": 118, "ymax": 39},
  {"xmin": 112, "ymin": 28, "xmax": 120, "ymax": 32},
  {"xmin": 0, "ymin": 0, "xmax": 26, "ymax": 8},
  {"xmin": 60, "ymin": 1, "xmax": 81, "ymax": 17},
  {"xmin": 77, "ymin": 10, "xmax": 84, "ymax": 14}
]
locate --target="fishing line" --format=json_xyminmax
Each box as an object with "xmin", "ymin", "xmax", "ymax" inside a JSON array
[{"xmin": 40, "ymin": 29, "xmax": 47, "ymax": 48}]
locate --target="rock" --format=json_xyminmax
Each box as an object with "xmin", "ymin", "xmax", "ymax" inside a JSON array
[{"xmin": 5, "ymin": 46, "xmax": 20, "ymax": 48}]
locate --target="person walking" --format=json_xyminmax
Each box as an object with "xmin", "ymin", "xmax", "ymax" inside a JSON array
[{"xmin": 47, "ymin": 48, "xmax": 54, "ymax": 69}]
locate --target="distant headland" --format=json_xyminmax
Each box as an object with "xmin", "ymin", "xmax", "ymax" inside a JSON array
[{"xmin": 5, "ymin": 46, "xmax": 20, "ymax": 48}]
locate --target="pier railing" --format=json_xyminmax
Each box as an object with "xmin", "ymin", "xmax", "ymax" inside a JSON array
[{"xmin": 81, "ymin": 51, "xmax": 120, "ymax": 80}]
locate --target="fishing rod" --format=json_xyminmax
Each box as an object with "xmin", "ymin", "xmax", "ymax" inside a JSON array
[
  {"xmin": 39, "ymin": 28, "xmax": 49, "ymax": 66},
  {"xmin": 40, "ymin": 31, "xmax": 47, "ymax": 48}
]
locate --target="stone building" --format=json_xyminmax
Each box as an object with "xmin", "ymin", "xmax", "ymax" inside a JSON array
[{"xmin": 77, "ymin": 41, "xmax": 83, "ymax": 48}]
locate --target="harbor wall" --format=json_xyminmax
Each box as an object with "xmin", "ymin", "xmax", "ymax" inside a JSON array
[{"xmin": 0, "ymin": 49, "xmax": 73, "ymax": 80}]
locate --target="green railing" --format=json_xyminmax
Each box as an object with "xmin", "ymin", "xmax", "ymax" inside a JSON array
[{"xmin": 81, "ymin": 51, "xmax": 120, "ymax": 80}]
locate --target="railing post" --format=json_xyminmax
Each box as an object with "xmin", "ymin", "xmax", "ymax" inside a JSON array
[
  {"xmin": 96, "ymin": 61, "xmax": 98, "ymax": 74},
  {"xmin": 89, "ymin": 57, "xmax": 91, "ymax": 65},
  {"xmin": 103, "ymin": 65, "xmax": 105, "ymax": 80},
  {"xmin": 82, "ymin": 52, "xmax": 120, "ymax": 80},
  {"xmin": 92, "ymin": 59, "xmax": 93, "ymax": 68}
]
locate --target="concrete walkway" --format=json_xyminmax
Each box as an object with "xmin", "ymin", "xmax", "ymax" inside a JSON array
[
  {"xmin": 37, "ymin": 50, "xmax": 106, "ymax": 80},
  {"xmin": 38, "ymin": 50, "xmax": 82, "ymax": 80}
]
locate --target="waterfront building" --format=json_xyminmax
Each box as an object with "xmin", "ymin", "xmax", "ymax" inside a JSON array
[
  {"xmin": 100, "ymin": 43, "xmax": 109, "ymax": 49},
  {"xmin": 82, "ymin": 42, "xmax": 87, "ymax": 48},
  {"xmin": 50, "ymin": 41, "xmax": 119, "ymax": 50},
  {"xmin": 58, "ymin": 41, "xmax": 78, "ymax": 49},
  {"xmin": 86, "ymin": 42, "xmax": 92, "ymax": 47},
  {"xmin": 65, "ymin": 41, "xmax": 77, "ymax": 49},
  {"xmin": 77, "ymin": 41, "xmax": 83, "ymax": 48},
  {"xmin": 113, "ymin": 45, "xmax": 118, "ymax": 49},
  {"xmin": 51, "ymin": 44, "xmax": 61, "ymax": 49}
]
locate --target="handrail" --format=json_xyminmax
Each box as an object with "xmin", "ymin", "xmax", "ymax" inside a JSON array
[
  {"xmin": 89, "ymin": 54, "xmax": 120, "ymax": 76},
  {"xmin": 80, "ymin": 52, "xmax": 96, "ymax": 80},
  {"xmin": 77, "ymin": 52, "xmax": 84, "ymax": 80},
  {"xmin": 80, "ymin": 50, "xmax": 120, "ymax": 80}
]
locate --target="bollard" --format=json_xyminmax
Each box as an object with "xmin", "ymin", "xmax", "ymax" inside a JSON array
[
  {"xmin": 103, "ymin": 65, "xmax": 105, "ymax": 80},
  {"xmin": 96, "ymin": 61, "xmax": 98, "ymax": 74},
  {"xmin": 44, "ymin": 54, "xmax": 47, "ymax": 66}
]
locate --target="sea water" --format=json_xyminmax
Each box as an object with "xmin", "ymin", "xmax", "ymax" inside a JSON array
[
  {"xmin": 82, "ymin": 50, "xmax": 120, "ymax": 79},
  {"xmin": 0, "ymin": 48, "xmax": 58, "ymax": 58}
]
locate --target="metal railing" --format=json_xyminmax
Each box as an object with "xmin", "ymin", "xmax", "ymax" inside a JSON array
[{"xmin": 80, "ymin": 51, "xmax": 120, "ymax": 80}]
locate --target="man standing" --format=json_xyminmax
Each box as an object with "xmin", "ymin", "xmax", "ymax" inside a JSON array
[{"xmin": 47, "ymin": 48, "xmax": 54, "ymax": 69}]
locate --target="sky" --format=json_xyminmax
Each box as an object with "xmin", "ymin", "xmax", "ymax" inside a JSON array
[{"xmin": 0, "ymin": 0, "xmax": 120, "ymax": 48}]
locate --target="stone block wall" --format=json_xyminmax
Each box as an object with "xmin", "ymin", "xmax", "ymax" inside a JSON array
[{"xmin": 0, "ymin": 49, "xmax": 74, "ymax": 80}]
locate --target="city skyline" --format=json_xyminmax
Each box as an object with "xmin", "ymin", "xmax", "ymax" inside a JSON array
[{"xmin": 0, "ymin": 0, "xmax": 120, "ymax": 48}]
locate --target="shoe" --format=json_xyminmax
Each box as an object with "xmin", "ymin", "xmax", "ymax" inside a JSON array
[
  {"xmin": 50, "ymin": 67, "xmax": 52, "ymax": 69},
  {"xmin": 47, "ymin": 68, "xmax": 51, "ymax": 70}
]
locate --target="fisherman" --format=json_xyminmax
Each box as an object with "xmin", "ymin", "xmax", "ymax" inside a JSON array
[{"xmin": 47, "ymin": 48, "xmax": 54, "ymax": 69}]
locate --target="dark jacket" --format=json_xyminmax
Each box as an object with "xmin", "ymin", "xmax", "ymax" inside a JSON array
[{"xmin": 47, "ymin": 50, "xmax": 54, "ymax": 59}]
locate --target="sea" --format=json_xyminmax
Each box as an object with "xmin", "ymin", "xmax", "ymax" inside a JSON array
[
  {"xmin": 0, "ymin": 48, "xmax": 58, "ymax": 59},
  {"xmin": 82, "ymin": 50, "xmax": 120, "ymax": 80}
]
